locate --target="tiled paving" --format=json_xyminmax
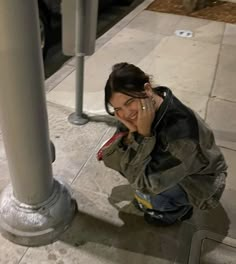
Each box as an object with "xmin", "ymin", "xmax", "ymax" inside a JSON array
[{"xmin": 0, "ymin": 1, "xmax": 236, "ymax": 263}]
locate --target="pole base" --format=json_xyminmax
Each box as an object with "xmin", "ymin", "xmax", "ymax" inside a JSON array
[
  {"xmin": 0, "ymin": 179, "xmax": 76, "ymax": 246},
  {"xmin": 68, "ymin": 112, "xmax": 89, "ymax": 125}
]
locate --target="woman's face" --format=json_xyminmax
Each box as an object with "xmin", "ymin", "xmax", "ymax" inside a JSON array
[{"xmin": 109, "ymin": 92, "xmax": 141, "ymax": 126}]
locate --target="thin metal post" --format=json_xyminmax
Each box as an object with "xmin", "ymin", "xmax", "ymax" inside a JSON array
[
  {"xmin": 75, "ymin": 56, "xmax": 85, "ymax": 117},
  {"xmin": 68, "ymin": 0, "xmax": 89, "ymax": 125},
  {"xmin": 0, "ymin": 0, "xmax": 76, "ymax": 246}
]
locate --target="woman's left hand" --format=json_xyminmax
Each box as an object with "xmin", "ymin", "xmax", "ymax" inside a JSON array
[{"xmin": 137, "ymin": 98, "xmax": 156, "ymax": 137}]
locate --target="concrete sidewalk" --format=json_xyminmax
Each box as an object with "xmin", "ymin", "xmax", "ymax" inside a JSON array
[{"xmin": 0, "ymin": 0, "xmax": 236, "ymax": 263}]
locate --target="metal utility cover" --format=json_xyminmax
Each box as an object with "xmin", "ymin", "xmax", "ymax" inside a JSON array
[
  {"xmin": 175, "ymin": 30, "xmax": 193, "ymax": 38},
  {"xmin": 188, "ymin": 230, "xmax": 236, "ymax": 264}
]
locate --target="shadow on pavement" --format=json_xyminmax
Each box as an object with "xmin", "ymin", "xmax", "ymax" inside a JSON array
[
  {"xmin": 176, "ymin": 203, "xmax": 231, "ymax": 263},
  {"xmin": 60, "ymin": 185, "xmax": 181, "ymax": 263},
  {"xmin": 60, "ymin": 186, "xmax": 231, "ymax": 263}
]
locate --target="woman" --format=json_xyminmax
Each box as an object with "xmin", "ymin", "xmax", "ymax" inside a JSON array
[{"xmin": 98, "ymin": 62, "xmax": 227, "ymax": 226}]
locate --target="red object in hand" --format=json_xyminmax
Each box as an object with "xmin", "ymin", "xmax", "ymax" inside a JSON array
[{"xmin": 97, "ymin": 132, "xmax": 128, "ymax": 161}]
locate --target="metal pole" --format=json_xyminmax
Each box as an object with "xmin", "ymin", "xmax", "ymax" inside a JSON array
[
  {"xmin": 75, "ymin": 56, "xmax": 85, "ymax": 117},
  {"xmin": 0, "ymin": 0, "xmax": 76, "ymax": 246},
  {"xmin": 68, "ymin": 0, "xmax": 89, "ymax": 125}
]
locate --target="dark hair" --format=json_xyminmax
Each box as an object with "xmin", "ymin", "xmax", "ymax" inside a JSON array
[{"xmin": 104, "ymin": 62, "xmax": 150, "ymax": 115}]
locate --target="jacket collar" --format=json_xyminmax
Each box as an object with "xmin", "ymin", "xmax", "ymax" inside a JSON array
[{"xmin": 152, "ymin": 86, "xmax": 173, "ymax": 131}]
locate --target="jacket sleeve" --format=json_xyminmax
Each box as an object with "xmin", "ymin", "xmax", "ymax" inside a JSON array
[
  {"xmin": 103, "ymin": 135, "xmax": 198, "ymax": 195},
  {"xmin": 102, "ymin": 131, "xmax": 156, "ymax": 174},
  {"xmin": 137, "ymin": 139, "xmax": 198, "ymax": 194}
]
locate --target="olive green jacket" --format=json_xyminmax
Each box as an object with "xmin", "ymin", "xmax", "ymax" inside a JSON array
[{"xmin": 101, "ymin": 87, "xmax": 227, "ymax": 209}]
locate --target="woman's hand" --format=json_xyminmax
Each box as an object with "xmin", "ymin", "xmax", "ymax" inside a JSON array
[
  {"xmin": 115, "ymin": 112, "xmax": 137, "ymax": 145},
  {"xmin": 114, "ymin": 112, "xmax": 137, "ymax": 132},
  {"xmin": 137, "ymin": 98, "xmax": 156, "ymax": 137}
]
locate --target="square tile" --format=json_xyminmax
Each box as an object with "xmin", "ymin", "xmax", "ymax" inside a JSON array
[
  {"xmin": 206, "ymin": 98, "xmax": 236, "ymax": 150},
  {"xmin": 212, "ymin": 44, "xmax": 236, "ymax": 101}
]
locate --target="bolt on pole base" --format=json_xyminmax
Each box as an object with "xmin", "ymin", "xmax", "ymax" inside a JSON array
[
  {"xmin": 0, "ymin": 180, "xmax": 77, "ymax": 247},
  {"xmin": 68, "ymin": 112, "xmax": 89, "ymax": 125}
]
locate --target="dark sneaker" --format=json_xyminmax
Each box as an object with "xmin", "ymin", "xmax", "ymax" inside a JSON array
[
  {"xmin": 144, "ymin": 211, "xmax": 172, "ymax": 226},
  {"xmin": 144, "ymin": 206, "xmax": 194, "ymax": 226}
]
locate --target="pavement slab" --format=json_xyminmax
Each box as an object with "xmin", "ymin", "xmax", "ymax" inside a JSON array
[
  {"xmin": 139, "ymin": 51, "xmax": 216, "ymax": 97},
  {"xmin": 142, "ymin": 36, "xmax": 220, "ymax": 67},
  {"xmin": 48, "ymin": 102, "xmax": 110, "ymax": 184},
  {"xmin": 0, "ymin": 235, "xmax": 27, "ymax": 264},
  {"xmin": 212, "ymin": 44, "xmax": 236, "ymax": 101},
  {"xmin": 170, "ymin": 87, "xmax": 208, "ymax": 119},
  {"xmin": 206, "ymin": 98, "xmax": 236, "ymax": 150}
]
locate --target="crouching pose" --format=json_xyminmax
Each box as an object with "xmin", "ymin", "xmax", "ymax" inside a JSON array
[{"xmin": 98, "ymin": 62, "xmax": 227, "ymax": 226}]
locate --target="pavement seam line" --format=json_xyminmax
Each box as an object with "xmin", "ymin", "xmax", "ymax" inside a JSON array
[
  {"xmin": 210, "ymin": 96, "xmax": 236, "ymax": 104},
  {"xmin": 204, "ymin": 22, "xmax": 226, "ymax": 121},
  {"xmin": 47, "ymin": 100, "xmax": 75, "ymax": 112},
  {"xmin": 94, "ymin": 0, "xmax": 156, "ymax": 50},
  {"xmin": 45, "ymin": 66, "xmax": 75, "ymax": 93},
  {"xmin": 17, "ymin": 247, "xmax": 29, "ymax": 264},
  {"xmin": 70, "ymin": 126, "xmax": 113, "ymax": 186},
  {"xmin": 76, "ymin": 187, "xmax": 110, "ymax": 198},
  {"xmin": 219, "ymin": 145, "xmax": 236, "ymax": 152}
]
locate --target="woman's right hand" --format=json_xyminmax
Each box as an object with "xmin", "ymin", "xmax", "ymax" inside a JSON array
[{"xmin": 114, "ymin": 112, "xmax": 137, "ymax": 133}]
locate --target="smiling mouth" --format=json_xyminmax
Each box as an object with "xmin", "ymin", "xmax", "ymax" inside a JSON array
[{"xmin": 129, "ymin": 114, "xmax": 137, "ymax": 120}]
